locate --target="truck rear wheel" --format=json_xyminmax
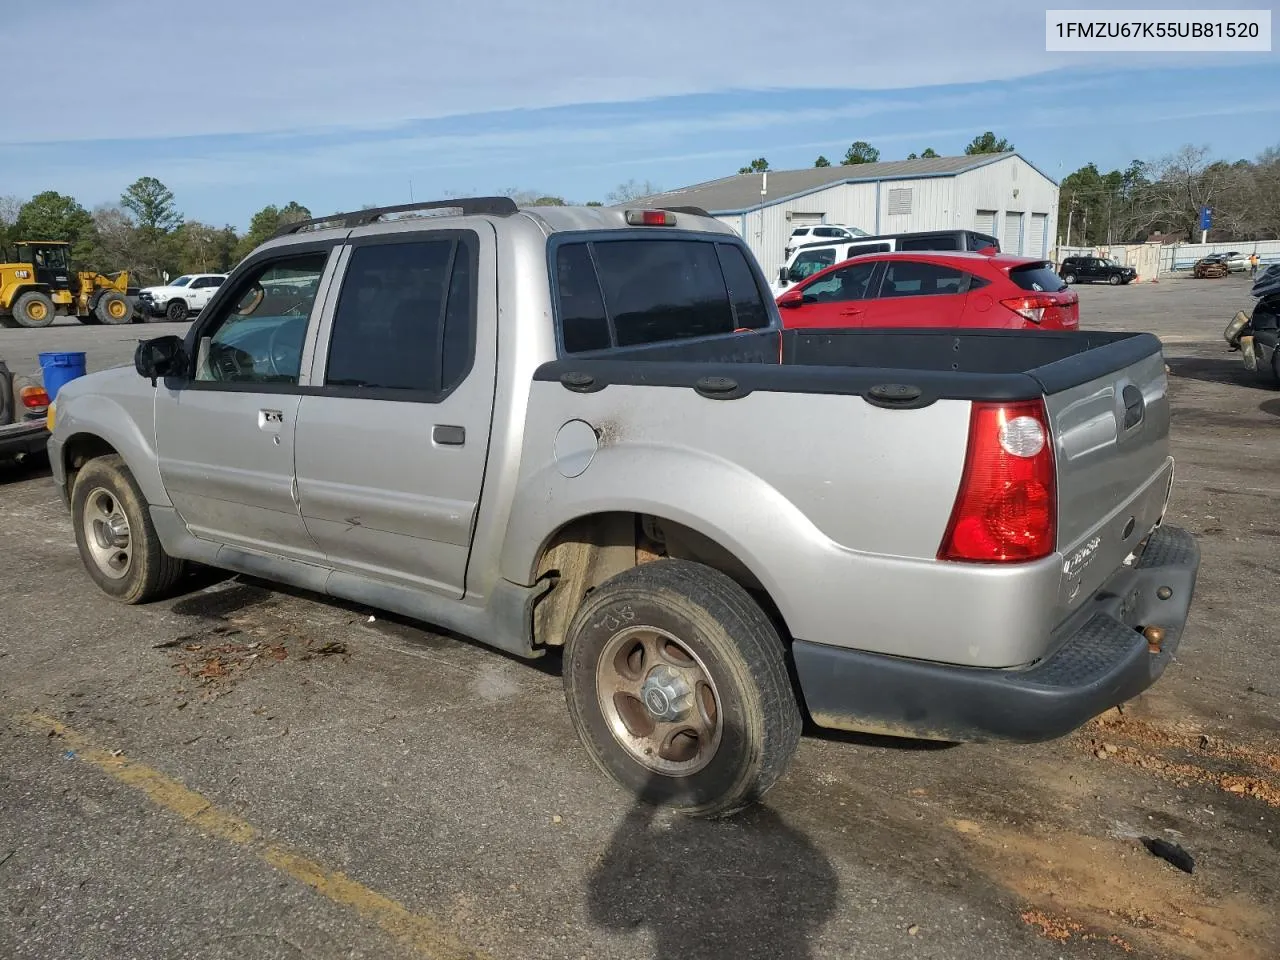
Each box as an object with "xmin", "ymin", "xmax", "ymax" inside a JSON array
[
  {"xmin": 12, "ymin": 291, "xmax": 57, "ymax": 328},
  {"xmin": 95, "ymin": 291, "xmax": 131, "ymax": 324},
  {"xmin": 562, "ymin": 559, "xmax": 801, "ymax": 817},
  {"xmin": 71, "ymin": 455, "xmax": 186, "ymax": 604}
]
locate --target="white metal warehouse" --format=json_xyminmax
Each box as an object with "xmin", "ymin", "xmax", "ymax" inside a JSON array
[{"xmin": 633, "ymin": 152, "xmax": 1060, "ymax": 280}]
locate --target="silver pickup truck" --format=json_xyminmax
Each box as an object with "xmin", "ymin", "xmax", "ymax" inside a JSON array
[{"xmin": 46, "ymin": 199, "xmax": 1200, "ymax": 816}]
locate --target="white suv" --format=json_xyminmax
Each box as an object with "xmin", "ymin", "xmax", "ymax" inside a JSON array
[
  {"xmin": 783, "ymin": 224, "xmax": 867, "ymax": 261},
  {"xmin": 137, "ymin": 273, "xmax": 227, "ymax": 323}
]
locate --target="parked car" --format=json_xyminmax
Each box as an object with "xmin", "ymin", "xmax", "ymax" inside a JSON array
[
  {"xmin": 1059, "ymin": 256, "xmax": 1136, "ymax": 285},
  {"xmin": 48, "ymin": 199, "xmax": 1199, "ymax": 817},
  {"xmin": 783, "ymin": 224, "xmax": 868, "ymax": 260},
  {"xmin": 776, "ymin": 251, "xmax": 1079, "ymax": 330},
  {"xmin": 775, "ymin": 229, "xmax": 1000, "ymax": 293},
  {"xmin": 136, "ymin": 273, "xmax": 228, "ymax": 323},
  {"xmin": 1193, "ymin": 252, "xmax": 1250, "ymax": 278},
  {"xmin": 1224, "ymin": 264, "xmax": 1280, "ymax": 383},
  {"xmin": 0, "ymin": 354, "xmax": 50, "ymax": 463}
]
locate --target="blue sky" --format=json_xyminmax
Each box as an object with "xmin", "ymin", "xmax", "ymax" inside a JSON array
[{"xmin": 7, "ymin": 0, "xmax": 1277, "ymax": 230}]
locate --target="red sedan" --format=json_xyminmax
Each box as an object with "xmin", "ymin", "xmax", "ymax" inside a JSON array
[{"xmin": 775, "ymin": 251, "xmax": 1080, "ymax": 330}]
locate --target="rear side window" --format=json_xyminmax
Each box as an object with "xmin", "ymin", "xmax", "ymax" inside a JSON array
[
  {"xmin": 844, "ymin": 242, "xmax": 891, "ymax": 257},
  {"xmin": 555, "ymin": 239, "xmax": 771, "ymax": 352},
  {"xmin": 879, "ymin": 261, "xmax": 970, "ymax": 297},
  {"xmin": 898, "ymin": 235, "xmax": 958, "ymax": 251},
  {"xmin": 1009, "ymin": 263, "xmax": 1068, "ymax": 293},
  {"xmin": 325, "ymin": 235, "xmax": 476, "ymax": 396}
]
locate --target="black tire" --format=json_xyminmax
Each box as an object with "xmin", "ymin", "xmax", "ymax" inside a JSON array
[
  {"xmin": 562, "ymin": 558, "xmax": 801, "ymax": 818},
  {"xmin": 165, "ymin": 299, "xmax": 188, "ymax": 323},
  {"xmin": 11, "ymin": 291, "xmax": 56, "ymax": 328},
  {"xmin": 1108, "ymin": 273, "xmax": 1122, "ymax": 285},
  {"xmin": 95, "ymin": 290, "xmax": 131, "ymax": 324},
  {"xmin": 71, "ymin": 454, "xmax": 186, "ymax": 604},
  {"xmin": 1063, "ymin": 273, "xmax": 1076, "ymax": 284}
]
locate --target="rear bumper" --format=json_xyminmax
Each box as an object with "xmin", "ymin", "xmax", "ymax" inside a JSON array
[
  {"xmin": 0, "ymin": 420, "xmax": 50, "ymax": 460},
  {"xmin": 794, "ymin": 525, "xmax": 1200, "ymax": 743}
]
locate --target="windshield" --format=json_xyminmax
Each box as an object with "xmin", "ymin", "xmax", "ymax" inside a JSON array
[{"xmin": 168, "ymin": 275, "xmax": 193, "ymax": 287}]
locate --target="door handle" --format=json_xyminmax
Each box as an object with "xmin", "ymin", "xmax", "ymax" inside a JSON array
[
  {"xmin": 433, "ymin": 424, "xmax": 465, "ymax": 446},
  {"xmin": 839, "ymin": 307, "xmax": 862, "ymax": 316},
  {"xmin": 258, "ymin": 409, "xmax": 284, "ymax": 429}
]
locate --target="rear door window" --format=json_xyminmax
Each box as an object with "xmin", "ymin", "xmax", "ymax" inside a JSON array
[
  {"xmin": 554, "ymin": 238, "xmax": 772, "ymax": 353},
  {"xmin": 1009, "ymin": 263, "xmax": 1068, "ymax": 292},
  {"xmin": 897, "ymin": 235, "xmax": 959, "ymax": 251},
  {"xmin": 843, "ymin": 242, "xmax": 891, "ymax": 257},
  {"xmin": 878, "ymin": 261, "xmax": 972, "ymax": 297},
  {"xmin": 324, "ymin": 235, "xmax": 476, "ymax": 397}
]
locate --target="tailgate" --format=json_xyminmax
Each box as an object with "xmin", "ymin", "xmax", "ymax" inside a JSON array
[{"xmin": 1041, "ymin": 345, "xmax": 1173, "ymax": 625}]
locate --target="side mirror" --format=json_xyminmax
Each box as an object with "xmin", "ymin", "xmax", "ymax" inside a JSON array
[
  {"xmin": 777, "ymin": 289, "xmax": 805, "ymax": 309},
  {"xmin": 135, "ymin": 335, "xmax": 188, "ymax": 386},
  {"xmin": 778, "ymin": 266, "xmax": 788, "ymax": 284}
]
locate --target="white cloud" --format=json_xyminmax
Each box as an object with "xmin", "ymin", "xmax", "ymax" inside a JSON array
[{"xmin": 4, "ymin": 0, "xmax": 1213, "ymax": 145}]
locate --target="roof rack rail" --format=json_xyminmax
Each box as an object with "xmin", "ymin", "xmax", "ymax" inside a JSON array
[{"xmin": 270, "ymin": 196, "xmax": 519, "ymax": 239}]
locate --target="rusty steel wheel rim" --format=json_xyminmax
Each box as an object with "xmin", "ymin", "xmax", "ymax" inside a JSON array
[{"xmin": 595, "ymin": 625, "xmax": 723, "ymax": 777}]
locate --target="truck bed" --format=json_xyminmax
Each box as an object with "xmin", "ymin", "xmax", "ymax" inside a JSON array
[{"xmin": 535, "ymin": 327, "xmax": 1163, "ymax": 405}]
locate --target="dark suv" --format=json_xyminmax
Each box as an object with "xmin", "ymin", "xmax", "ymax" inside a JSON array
[{"xmin": 1059, "ymin": 256, "xmax": 1136, "ymax": 286}]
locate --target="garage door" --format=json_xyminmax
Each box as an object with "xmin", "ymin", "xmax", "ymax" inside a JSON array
[
  {"xmin": 1028, "ymin": 213, "xmax": 1048, "ymax": 258},
  {"xmin": 975, "ymin": 210, "xmax": 997, "ymax": 236},
  {"xmin": 1003, "ymin": 212, "xmax": 1024, "ymax": 256},
  {"xmin": 788, "ymin": 212, "xmax": 824, "ymax": 227}
]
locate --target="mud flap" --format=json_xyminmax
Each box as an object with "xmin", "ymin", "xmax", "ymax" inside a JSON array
[{"xmin": 1240, "ymin": 335, "xmax": 1257, "ymax": 372}]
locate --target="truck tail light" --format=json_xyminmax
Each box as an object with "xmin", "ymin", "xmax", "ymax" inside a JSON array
[
  {"xmin": 938, "ymin": 400, "xmax": 1056, "ymax": 563},
  {"xmin": 999, "ymin": 293, "xmax": 1078, "ymax": 328},
  {"xmin": 624, "ymin": 209, "xmax": 675, "ymax": 226},
  {"xmin": 19, "ymin": 385, "xmax": 50, "ymax": 410}
]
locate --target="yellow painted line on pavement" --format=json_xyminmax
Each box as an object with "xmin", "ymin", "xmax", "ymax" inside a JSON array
[{"xmin": 17, "ymin": 712, "xmax": 492, "ymax": 960}]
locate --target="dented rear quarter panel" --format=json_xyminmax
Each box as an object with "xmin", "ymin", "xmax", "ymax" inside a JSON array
[{"xmin": 500, "ymin": 379, "xmax": 1074, "ymax": 668}]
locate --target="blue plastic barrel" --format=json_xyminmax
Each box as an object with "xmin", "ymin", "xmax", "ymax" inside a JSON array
[{"xmin": 38, "ymin": 351, "xmax": 88, "ymax": 401}]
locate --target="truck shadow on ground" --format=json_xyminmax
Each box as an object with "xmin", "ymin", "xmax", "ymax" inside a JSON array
[
  {"xmin": 586, "ymin": 772, "xmax": 839, "ymax": 960},
  {"xmin": 1166, "ymin": 354, "xmax": 1275, "ymax": 389},
  {"xmin": 1260, "ymin": 398, "xmax": 1280, "ymax": 418}
]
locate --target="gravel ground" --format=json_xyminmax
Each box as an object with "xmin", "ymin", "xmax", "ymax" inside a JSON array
[{"xmin": 1, "ymin": 274, "xmax": 1277, "ymax": 960}]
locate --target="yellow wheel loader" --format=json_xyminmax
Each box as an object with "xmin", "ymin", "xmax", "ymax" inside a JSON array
[{"xmin": 0, "ymin": 241, "xmax": 134, "ymax": 328}]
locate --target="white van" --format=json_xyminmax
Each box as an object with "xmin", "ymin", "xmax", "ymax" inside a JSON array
[{"xmin": 771, "ymin": 229, "xmax": 1000, "ymax": 293}]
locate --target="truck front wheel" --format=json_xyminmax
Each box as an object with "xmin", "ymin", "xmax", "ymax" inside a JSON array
[
  {"xmin": 562, "ymin": 559, "xmax": 801, "ymax": 817},
  {"xmin": 71, "ymin": 455, "xmax": 186, "ymax": 604}
]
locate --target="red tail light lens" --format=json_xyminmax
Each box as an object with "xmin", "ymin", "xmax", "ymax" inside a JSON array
[
  {"xmin": 999, "ymin": 294, "xmax": 1078, "ymax": 329},
  {"xmin": 938, "ymin": 400, "xmax": 1057, "ymax": 563},
  {"xmin": 20, "ymin": 385, "xmax": 50, "ymax": 409}
]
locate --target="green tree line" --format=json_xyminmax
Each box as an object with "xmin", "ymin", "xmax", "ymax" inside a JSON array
[
  {"xmin": 1058, "ymin": 144, "xmax": 1280, "ymax": 245},
  {"xmin": 0, "ymin": 179, "xmax": 657, "ymax": 285}
]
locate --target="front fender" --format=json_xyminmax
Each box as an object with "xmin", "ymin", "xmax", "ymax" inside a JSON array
[{"xmin": 53, "ymin": 377, "xmax": 169, "ymax": 507}]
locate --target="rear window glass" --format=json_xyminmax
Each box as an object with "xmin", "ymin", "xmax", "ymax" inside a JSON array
[
  {"xmin": 968, "ymin": 234, "xmax": 998, "ymax": 251},
  {"xmin": 1010, "ymin": 263, "xmax": 1068, "ymax": 293},
  {"xmin": 554, "ymin": 239, "xmax": 771, "ymax": 353}
]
